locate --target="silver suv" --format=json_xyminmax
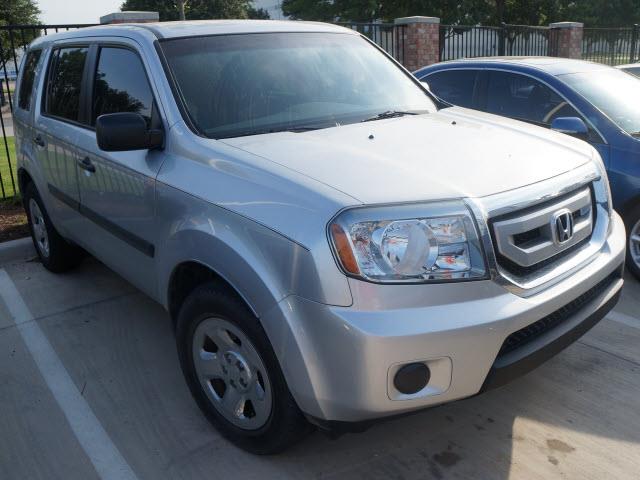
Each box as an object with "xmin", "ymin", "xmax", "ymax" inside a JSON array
[{"xmin": 14, "ymin": 20, "xmax": 625, "ymax": 453}]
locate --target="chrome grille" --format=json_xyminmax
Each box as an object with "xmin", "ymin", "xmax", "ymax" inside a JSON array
[{"xmin": 491, "ymin": 186, "xmax": 594, "ymax": 274}]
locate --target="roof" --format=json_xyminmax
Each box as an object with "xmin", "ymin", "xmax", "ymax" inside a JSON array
[
  {"xmin": 29, "ymin": 20, "xmax": 354, "ymax": 47},
  {"xmin": 426, "ymin": 56, "xmax": 613, "ymax": 76}
]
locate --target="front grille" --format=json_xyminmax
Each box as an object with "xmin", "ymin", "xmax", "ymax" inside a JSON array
[
  {"xmin": 497, "ymin": 269, "xmax": 620, "ymax": 357},
  {"xmin": 490, "ymin": 185, "xmax": 595, "ymax": 277}
]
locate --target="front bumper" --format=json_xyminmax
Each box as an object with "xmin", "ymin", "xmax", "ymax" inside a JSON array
[{"xmin": 262, "ymin": 212, "xmax": 625, "ymax": 424}]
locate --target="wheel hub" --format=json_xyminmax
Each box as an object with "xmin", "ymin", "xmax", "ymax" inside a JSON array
[{"xmin": 222, "ymin": 350, "xmax": 252, "ymax": 392}]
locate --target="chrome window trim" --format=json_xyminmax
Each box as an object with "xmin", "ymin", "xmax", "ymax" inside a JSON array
[
  {"xmin": 419, "ymin": 66, "xmax": 608, "ymax": 145},
  {"xmin": 466, "ymin": 162, "xmax": 609, "ymax": 297}
]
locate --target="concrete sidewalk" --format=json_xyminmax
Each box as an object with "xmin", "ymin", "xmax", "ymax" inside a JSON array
[{"xmin": 0, "ymin": 257, "xmax": 639, "ymax": 479}]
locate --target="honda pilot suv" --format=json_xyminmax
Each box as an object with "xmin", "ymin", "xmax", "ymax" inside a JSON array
[{"xmin": 14, "ymin": 21, "xmax": 625, "ymax": 453}]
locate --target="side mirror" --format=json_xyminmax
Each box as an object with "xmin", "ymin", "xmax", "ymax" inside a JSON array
[
  {"xmin": 550, "ymin": 117, "xmax": 589, "ymax": 141},
  {"xmin": 96, "ymin": 112, "xmax": 163, "ymax": 152}
]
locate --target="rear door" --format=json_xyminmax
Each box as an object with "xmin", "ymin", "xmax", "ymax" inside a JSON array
[
  {"xmin": 420, "ymin": 69, "xmax": 481, "ymax": 109},
  {"xmin": 73, "ymin": 41, "xmax": 164, "ymax": 297},
  {"xmin": 35, "ymin": 44, "xmax": 90, "ymax": 235}
]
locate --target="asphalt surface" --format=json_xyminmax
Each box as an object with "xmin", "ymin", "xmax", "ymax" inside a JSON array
[{"xmin": 1, "ymin": 254, "xmax": 639, "ymax": 479}]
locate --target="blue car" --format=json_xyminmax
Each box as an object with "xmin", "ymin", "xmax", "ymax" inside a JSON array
[{"xmin": 415, "ymin": 57, "xmax": 640, "ymax": 278}]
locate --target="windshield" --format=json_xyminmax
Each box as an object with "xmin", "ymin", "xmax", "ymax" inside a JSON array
[
  {"xmin": 160, "ymin": 32, "xmax": 436, "ymax": 139},
  {"xmin": 561, "ymin": 69, "xmax": 640, "ymax": 136}
]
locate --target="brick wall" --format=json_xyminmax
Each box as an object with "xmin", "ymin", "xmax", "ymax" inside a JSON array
[
  {"xmin": 394, "ymin": 17, "xmax": 440, "ymax": 71},
  {"xmin": 549, "ymin": 22, "xmax": 584, "ymax": 59}
]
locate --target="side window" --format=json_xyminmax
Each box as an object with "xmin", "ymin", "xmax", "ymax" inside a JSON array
[
  {"xmin": 485, "ymin": 71, "xmax": 580, "ymax": 126},
  {"xmin": 423, "ymin": 70, "xmax": 478, "ymax": 108},
  {"xmin": 18, "ymin": 49, "xmax": 42, "ymax": 111},
  {"xmin": 92, "ymin": 47, "xmax": 153, "ymax": 126},
  {"xmin": 45, "ymin": 47, "xmax": 88, "ymax": 122}
]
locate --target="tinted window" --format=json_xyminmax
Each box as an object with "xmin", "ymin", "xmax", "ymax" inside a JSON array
[
  {"xmin": 18, "ymin": 50, "xmax": 41, "ymax": 111},
  {"xmin": 160, "ymin": 33, "xmax": 435, "ymax": 139},
  {"xmin": 622, "ymin": 66, "xmax": 640, "ymax": 78},
  {"xmin": 563, "ymin": 69, "xmax": 640, "ymax": 136},
  {"xmin": 486, "ymin": 71, "xmax": 579, "ymax": 126},
  {"xmin": 46, "ymin": 47, "xmax": 88, "ymax": 122},
  {"xmin": 423, "ymin": 70, "xmax": 478, "ymax": 108},
  {"xmin": 92, "ymin": 47, "xmax": 153, "ymax": 126}
]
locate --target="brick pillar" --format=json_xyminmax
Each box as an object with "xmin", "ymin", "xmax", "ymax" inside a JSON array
[
  {"xmin": 549, "ymin": 22, "xmax": 583, "ymax": 59},
  {"xmin": 394, "ymin": 16, "xmax": 440, "ymax": 71},
  {"xmin": 100, "ymin": 11, "xmax": 159, "ymax": 24}
]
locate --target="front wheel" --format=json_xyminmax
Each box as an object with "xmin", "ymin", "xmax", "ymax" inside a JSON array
[
  {"xmin": 626, "ymin": 205, "xmax": 640, "ymax": 280},
  {"xmin": 175, "ymin": 283, "xmax": 312, "ymax": 454}
]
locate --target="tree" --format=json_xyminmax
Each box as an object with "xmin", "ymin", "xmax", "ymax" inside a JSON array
[
  {"xmin": 0, "ymin": 0, "xmax": 41, "ymax": 73},
  {"xmin": 282, "ymin": 0, "xmax": 640, "ymax": 26},
  {"xmin": 120, "ymin": 0, "xmax": 270, "ymax": 21}
]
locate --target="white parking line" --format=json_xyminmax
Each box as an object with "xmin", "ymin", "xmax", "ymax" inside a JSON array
[
  {"xmin": 607, "ymin": 310, "xmax": 640, "ymax": 330},
  {"xmin": 0, "ymin": 269, "xmax": 139, "ymax": 480}
]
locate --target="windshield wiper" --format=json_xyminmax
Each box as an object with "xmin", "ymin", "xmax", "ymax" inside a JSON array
[
  {"xmin": 630, "ymin": 131, "xmax": 640, "ymax": 138},
  {"xmin": 361, "ymin": 110, "xmax": 420, "ymax": 123},
  {"xmin": 217, "ymin": 125, "xmax": 323, "ymax": 139}
]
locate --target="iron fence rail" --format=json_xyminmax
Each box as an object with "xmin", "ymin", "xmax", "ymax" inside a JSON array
[
  {"xmin": 440, "ymin": 24, "xmax": 551, "ymax": 61},
  {"xmin": 582, "ymin": 26, "xmax": 640, "ymax": 65}
]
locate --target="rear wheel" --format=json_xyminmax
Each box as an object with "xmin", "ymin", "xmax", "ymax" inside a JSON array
[
  {"xmin": 175, "ymin": 283, "xmax": 312, "ymax": 454},
  {"xmin": 625, "ymin": 204, "xmax": 640, "ymax": 280},
  {"xmin": 23, "ymin": 182, "xmax": 83, "ymax": 272}
]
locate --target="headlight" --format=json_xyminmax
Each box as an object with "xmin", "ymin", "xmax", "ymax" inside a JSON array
[{"xmin": 329, "ymin": 201, "xmax": 487, "ymax": 283}]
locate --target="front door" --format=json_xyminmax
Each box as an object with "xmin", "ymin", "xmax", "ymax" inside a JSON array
[{"xmin": 74, "ymin": 44, "xmax": 164, "ymax": 297}]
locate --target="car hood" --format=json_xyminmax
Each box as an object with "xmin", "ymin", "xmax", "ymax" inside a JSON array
[{"xmin": 221, "ymin": 106, "xmax": 594, "ymax": 205}]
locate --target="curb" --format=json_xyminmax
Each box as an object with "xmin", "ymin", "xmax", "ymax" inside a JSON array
[{"xmin": 0, "ymin": 237, "xmax": 36, "ymax": 265}]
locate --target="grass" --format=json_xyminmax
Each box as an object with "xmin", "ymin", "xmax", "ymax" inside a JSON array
[{"xmin": 0, "ymin": 136, "xmax": 18, "ymax": 199}]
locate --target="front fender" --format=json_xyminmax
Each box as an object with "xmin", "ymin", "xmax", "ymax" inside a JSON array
[{"xmin": 155, "ymin": 182, "xmax": 349, "ymax": 317}]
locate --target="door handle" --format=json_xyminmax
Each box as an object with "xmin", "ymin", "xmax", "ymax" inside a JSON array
[
  {"xmin": 77, "ymin": 156, "xmax": 96, "ymax": 173},
  {"xmin": 33, "ymin": 135, "xmax": 46, "ymax": 148}
]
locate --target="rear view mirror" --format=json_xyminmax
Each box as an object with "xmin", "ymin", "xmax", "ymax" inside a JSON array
[
  {"xmin": 550, "ymin": 117, "xmax": 589, "ymax": 141},
  {"xmin": 96, "ymin": 113, "xmax": 163, "ymax": 152}
]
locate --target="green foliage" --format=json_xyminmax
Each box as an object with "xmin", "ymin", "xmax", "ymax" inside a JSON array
[
  {"xmin": 0, "ymin": 0, "xmax": 40, "ymax": 26},
  {"xmin": 282, "ymin": 0, "xmax": 640, "ymax": 26},
  {"xmin": 0, "ymin": 0, "xmax": 40, "ymax": 73},
  {"xmin": 120, "ymin": 0, "xmax": 270, "ymax": 21}
]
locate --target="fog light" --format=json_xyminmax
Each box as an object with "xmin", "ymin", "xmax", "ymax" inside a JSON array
[{"xmin": 393, "ymin": 363, "xmax": 431, "ymax": 394}]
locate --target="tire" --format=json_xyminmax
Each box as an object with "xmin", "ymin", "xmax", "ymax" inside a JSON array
[
  {"xmin": 175, "ymin": 283, "xmax": 312, "ymax": 454},
  {"xmin": 23, "ymin": 182, "xmax": 83, "ymax": 273},
  {"xmin": 624, "ymin": 204, "xmax": 640, "ymax": 280}
]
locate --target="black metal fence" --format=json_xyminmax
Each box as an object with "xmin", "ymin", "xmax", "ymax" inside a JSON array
[
  {"xmin": 440, "ymin": 24, "xmax": 551, "ymax": 61},
  {"xmin": 582, "ymin": 26, "xmax": 640, "ymax": 65},
  {"xmin": 338, "ymin": 22, "xmax": 406, "ymax": 64}
]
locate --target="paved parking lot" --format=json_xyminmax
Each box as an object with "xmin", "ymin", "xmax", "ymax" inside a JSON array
[{"xmin": 1, "ymin": 254, "xmax": 639, "ymax": 480}]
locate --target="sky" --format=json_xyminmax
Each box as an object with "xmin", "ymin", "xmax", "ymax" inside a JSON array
[
  {"xmin": 38, "ymin": 0, "xmax": 124, "ymax": 25},
  {"xmin": 37, "ymin": 0, "xmax": 286, "ymax": 24}
]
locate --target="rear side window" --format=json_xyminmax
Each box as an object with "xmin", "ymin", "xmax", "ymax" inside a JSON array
[
  {"xmin": 423, "ymin": 70, "xmax": 478, "ymax": 108},
  {"xmin": 18, "ymin": 50, "xmax": 42, "ymax": 111},
  {"xmin": 45, "ymin": 47, "xmax": 88, "ymax": 122},
  {"xmin": 92, "ymin": 47, "xmax": 153, "ymax": 126}
]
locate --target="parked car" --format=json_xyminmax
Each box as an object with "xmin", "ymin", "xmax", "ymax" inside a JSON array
[
  {"xmin": 14, "ymin": 23, "xmax": 625, "ymax": 453},
  {"xmin": 617, "ymin": 63, "xmax": 640, "ymax": 77},
  {"xmin": 415, "ymin": 57, "xmax": 640, "ymax": 278}
]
